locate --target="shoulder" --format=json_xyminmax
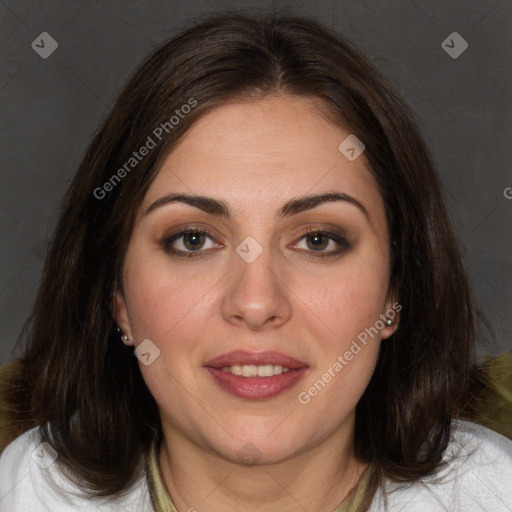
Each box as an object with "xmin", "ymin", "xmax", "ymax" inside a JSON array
[
  {"xmin": 0, "ymin": 426, "xmax": 153, "ymax": 511},
  {"xmin": 370, "ymin": 419, "xmax": 512, "ymax": 511}
]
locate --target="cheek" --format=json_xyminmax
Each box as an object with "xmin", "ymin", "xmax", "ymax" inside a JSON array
[
  {"xmin": 295, "ymin": 254, "xmax": 390, "ymax": 344},
  {"xmin": 122, "ymin": 251, "xmax": 213, "ymax": 413},
  {"xmin": 304, "ymin": 345, "xmax": 379, "ymax": 425},
  {"xmin": 122, "ymin": 243, "xmax": 215, "ymax": 341},
  {"xmin": 296, "ymin": 268, "xmax": 384, "ymax": 417}
]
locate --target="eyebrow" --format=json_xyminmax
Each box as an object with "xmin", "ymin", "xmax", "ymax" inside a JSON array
[{"xmin": 144, "ymin": 191, "xmax": 370, "ymax": 221}]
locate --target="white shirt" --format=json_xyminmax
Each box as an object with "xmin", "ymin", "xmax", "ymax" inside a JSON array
[
  {"xmin": 1, "ymin": 419, "xmax": 511, "ymax": 511},
  {"xmin": 368, "ymin": 420, "xmax": 512, "ymax": 511}
]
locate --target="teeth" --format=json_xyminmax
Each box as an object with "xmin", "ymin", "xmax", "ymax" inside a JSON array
[{"xmin": 220, "ymin": 364, "xmax": 291, "ymax": 377}]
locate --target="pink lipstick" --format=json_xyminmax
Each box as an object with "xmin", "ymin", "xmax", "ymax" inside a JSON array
[{"xmin": 204, "ymin": 350, "xmax": 309, "ymax": 400}]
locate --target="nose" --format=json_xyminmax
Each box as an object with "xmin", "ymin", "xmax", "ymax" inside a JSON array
[{"xmin": 221, "ymin": 243, "xmax": 292, "ymax": 331}]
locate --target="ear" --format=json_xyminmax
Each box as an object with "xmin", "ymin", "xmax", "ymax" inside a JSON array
[
  {"xmin": 113, "ymin": 288, "xmax": 134, "ymax": 345},
  {"xmin": 381, "ymin": 291, "xmax": 401, "ymax": 340}
]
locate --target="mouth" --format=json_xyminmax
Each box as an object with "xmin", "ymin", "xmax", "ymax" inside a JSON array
[{"xmin": 203, "ymin": 350, "xmax": 309, "ymax": 400}]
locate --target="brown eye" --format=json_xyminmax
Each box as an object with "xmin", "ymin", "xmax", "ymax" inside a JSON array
[
  {"xmin": 182, "ymin": 232, "xmax": 206, "ymax": 250},
  {"xmin": 305, "ymin": 232, "xmax": 330, "ymax": 251},
  {"xmin": 160, "ymin": 229, "xmax": 218, "ymax": 257},
  {"xmin": 293, "ymin": 229, "xmax": 351, "ymax": 258}
]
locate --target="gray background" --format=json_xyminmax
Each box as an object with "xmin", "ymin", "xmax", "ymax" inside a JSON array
[{"xmin": 1, "ymin": 0, "xmax": 511, "ymax": 364}]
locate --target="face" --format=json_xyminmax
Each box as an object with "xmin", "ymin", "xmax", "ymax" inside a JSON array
[{"xmin": 115, "ymin": 94, "xmax": 399, "ymax": 465}]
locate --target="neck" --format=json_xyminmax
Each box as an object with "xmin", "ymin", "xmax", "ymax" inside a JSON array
[{"xmin": 158, "ymin": 421, "xmax": 368, "ymax": 512}]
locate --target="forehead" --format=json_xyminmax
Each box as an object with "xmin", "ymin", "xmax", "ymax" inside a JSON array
[{"xmin": 141, "ymin": 94, "xmax": 384, "ymax": 224}]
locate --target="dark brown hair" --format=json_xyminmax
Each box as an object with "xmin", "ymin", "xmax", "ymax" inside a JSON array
[{"xmin": 1, "ymin": 11, "xmax": 487, "ymax": 503}]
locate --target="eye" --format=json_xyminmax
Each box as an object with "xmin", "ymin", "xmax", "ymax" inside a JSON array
[
  {"xmin": 160, "ymin": 228, "xmax": 219, "ymax": 257},
  {"xmin": 293, "ymin": 229, "xmax": 350, "ymax": 258},
  {"xmin": 160, "ymin": 227, "xmax": 350, "ymax": 259}
]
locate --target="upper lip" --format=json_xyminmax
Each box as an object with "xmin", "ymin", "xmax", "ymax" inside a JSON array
[{"xmin": 203, "ymin": 350, "xmax": 308, "ymax": 369}]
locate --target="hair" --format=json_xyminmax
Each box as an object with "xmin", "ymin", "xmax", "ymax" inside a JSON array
[{"xmin": 0, "ymin": 11, "xmax": 489, "ymax": 507}]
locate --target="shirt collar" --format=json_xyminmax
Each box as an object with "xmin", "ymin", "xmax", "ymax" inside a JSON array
[{"xmin": 145, "ymin": 437, "xmax": 372, "ymax": 512}]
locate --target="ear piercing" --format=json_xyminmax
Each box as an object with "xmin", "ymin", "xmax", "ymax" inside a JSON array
[
  {"xmin": 117, "ymin": 326, "xmax": 134, "ymax": 346},
  {"xmin": 385, "ymin": 317, "xmax": 394, "ymax": 326}
]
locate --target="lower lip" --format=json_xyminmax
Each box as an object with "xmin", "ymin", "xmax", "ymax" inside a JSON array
[{"xmin": 206, "ymin": 367, "xmax": 308, "ymax": 400}]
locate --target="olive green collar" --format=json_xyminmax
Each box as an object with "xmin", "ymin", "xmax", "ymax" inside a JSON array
[{"xmin": 146, "ymin": 440, "xmax": 371, "ymax": 512}]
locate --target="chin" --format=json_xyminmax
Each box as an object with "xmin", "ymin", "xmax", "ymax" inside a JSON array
[{"xmin": 208, "ymin": 426, "xmax": 313, "ymax": 467}]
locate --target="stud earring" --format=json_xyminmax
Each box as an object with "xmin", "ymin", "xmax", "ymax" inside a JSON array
[
  {"xmin": 117, "ymin": 326, "xmax": 134, "ymax": 346},
  {"xmin": 385, "ymin": 317, "xmax": 394, "ymax": 326}
]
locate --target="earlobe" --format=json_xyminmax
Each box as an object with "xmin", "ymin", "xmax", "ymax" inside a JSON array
[
  {"xmin": 113, "ymin": 289, "xmax": 134, "ymax": 345},
  {"xmin": 117, "ymin": 326, "xmax": 134, "ymax": 346},
  {"xmin": 381, "ymin": 318, "xmax": 399, "ymax": 340},
  {"xmin": 381, "ymin": 295, "xmax": 401, "ymax": 340}
]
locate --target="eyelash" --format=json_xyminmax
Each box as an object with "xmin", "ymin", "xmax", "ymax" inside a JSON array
[{"xmin": 159, "ymin": 226, "xmax": 350, "ymax": 260}]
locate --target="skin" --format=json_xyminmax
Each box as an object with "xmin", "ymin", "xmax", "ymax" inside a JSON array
[{"xmin": 115, "ymin": 94, "xmax": 400, "ymax": 512}]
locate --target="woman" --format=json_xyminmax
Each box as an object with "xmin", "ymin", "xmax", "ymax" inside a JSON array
[{"xmin": 0, "ymin": 12, "xmax": 511, "ymax": 512}]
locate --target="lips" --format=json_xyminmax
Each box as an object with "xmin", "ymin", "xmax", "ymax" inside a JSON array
[
  {"xmin": 203, "ymin": 350, "xmax": 308, "ymax": 370},
  {"xmin": 204, "ymin": 350, "xmax": 309, "ymax": 400}
]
